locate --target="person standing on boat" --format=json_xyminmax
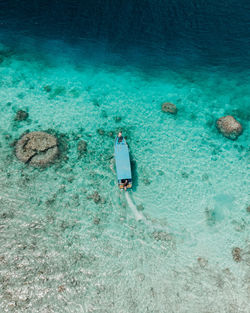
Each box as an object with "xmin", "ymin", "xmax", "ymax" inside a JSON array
[
  {"xmin": 121, "ymin": 179, "xmax": 129, "ymax": 190},
  {"xmin": 123, "ymin": 179, "xmax": 129, "ymax": 191},
  {"xmin": 118, "ymin": 131, "xmax": 123, "ymax": 143}
]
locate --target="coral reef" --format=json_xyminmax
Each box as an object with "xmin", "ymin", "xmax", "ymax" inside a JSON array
[
  {"xmin": 43, "ymin": 85, "xmax": 52, "ymax": 93},
  {"xmin": 197, "ymin": 257, "xmax": 208, "ymax": 268},
  {"xmin": 57, "ymin": 285, "xmax": 65, "ymax": 293},
  {"xmin": 216, "ymin": 115, "xmax": 243, "ymax": 140},
  {"xmin": 77, "ymin": 140, "xmax": 87, "ymax": 158},
  {"xmin": 161, "ymin": 102, "xmax": 178, "ymax": 114},
  {"xmin": 93, "ymin": 217, "xmax": 100, "ymax": 225},
  {"xmin": 15, "ymin": 131, "xmax": 58, "ymax": 167},
  {"xmin": 232, "ymin": 247, "xmax": 242, "ymax": 262},
  {"xmin": 137, "ymin": 204, "xmax": 144, "ymax": 211},
  {"xmin": 45, "ymin": 130, "xmax": 69, "ymax": 163},
  {"xmin": 97, "ymin": 128, "xmax": 105, "ymax": 135},
  {"xmin": 205, "ymin": 207, "xmax": 216, "ymax": 225},
  {"xmin": 107, "ymin": 131, "xmax": 115, "ymax": 138},
  {"xmin": 181, "ymin": 171, "xmax": 189, "ymax": 178},
  {"xmin": 87, "ymin": 191, "xmax": 101, "ymax": 203},
  {"xmin": 114, "ymin": 116, "xmax": 122, "ymax": 123},
  {"xmin": 14, "ymin": 110, "xmax": 29, "ymax": 121},
  {"xmin": 152, "ymin": 231, "xmax": 172, "ymax": 242},
  {"xmin": 48, "ymin": 86, "xmax": 66, "ymax": 99}
]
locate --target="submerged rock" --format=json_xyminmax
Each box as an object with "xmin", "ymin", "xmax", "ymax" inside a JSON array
[
  {"xmin": 197, "ymin": 257, "xmax": 208, "ymax": 268},
  {"xmin": 92, "ymin": 191, "xmax": 101, "ymax": 203},
  {"xmin": 4, "ymin": 134, "xmax": 12, "ymax": 140},
  {"xmin": 101, "ymin": 110, "xmax": 108, "ymax": 118},
  {"xmin": 107, "ymin": 131, "xmax": 115, "ymax": 138},
  {"xmin": 17, "ymin": 93, "xmax": 25, "ymax": 99},
  {"xmin": 77, "ymin": 140, "xmax": 87, "ymax": 157},
  {"xmin": 93, "ymin": 217, "xmax": 100, "ymax": 225},
  {"xmin": 205, "ymin": 207, "xmax": 216, "ymax": 225},
  {"xmin": 97, "ymin": 128, "xmax": 105, "ymax": 136},
  {"xmin": 45, "ymin": 194, "xmax": 57, "ymax": 207},
  {"xmin": 49, "ymin": 86, "xmax": 66, "ymax": 99},
  {"xmin": 114, "ymin": 116, "xmax": 122, "ymax": 123},
  {"xmin": 58, "ymin": 285, "xmax": 65, "ymax": 293},
  {"xmin": 87, "ymin": 191, "xmax": 101, "ymax": 204},
  {"xmin": 152, "ymin": 231, "xmax": 172, "ymax": 242},
  {"xmin": 216, "ymin": 115, "xmax": 243, "ymax": 140},
  {"xmin": 181, "ymin": 171, "xmax": 189, "ymax": 178},
  {"xmin": 137, "ymin": 204, "xmax": 144, "ymax": 211},
  {"xmin": 232, "ymin": 247, "xmax": 242, "ymax": 262},
  {"xmin": 161, "ymin": 102, "xmax": 178, "ymax": 114},
  {"xmin": 14, "ymin": 110, "xmax": 29, "ymax": 121},
  {"xmin": 15, "ymin": 131, "xmax": 58, "ymax": 166},
  {"xmin": 69, "ymin": 88, "xmax": 80, "ymax": 98},
  {"xmin": 43, "ymin": 85, "xmax": 52, "ymax": 93},
  {"xmin": 202, "ymin": 173, "xmax": 209, "ymax": 181}
]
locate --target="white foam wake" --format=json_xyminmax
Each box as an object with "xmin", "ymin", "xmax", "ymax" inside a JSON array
[
  {"xmin": 109, "ymin": 157, "xmax": 116, "ymax": 174},
  {"xmin": 125, "ymin": 192, "xmax": 145, "ymax": 221}
]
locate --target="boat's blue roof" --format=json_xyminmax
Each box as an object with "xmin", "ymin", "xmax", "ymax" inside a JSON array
[{"xmin": 114, "ymin": 138, "xmax": 132, "ymax": 181}]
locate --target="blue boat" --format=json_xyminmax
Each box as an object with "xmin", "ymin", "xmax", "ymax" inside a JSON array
[{"xmin": 114, "ymin": 136, "xmax": 132, "ymax": 189}]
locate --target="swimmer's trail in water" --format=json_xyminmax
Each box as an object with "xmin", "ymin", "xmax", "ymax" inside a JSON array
[{"xmin": 125, "ymin": 191, "xmax": 145, "ymax": 221}]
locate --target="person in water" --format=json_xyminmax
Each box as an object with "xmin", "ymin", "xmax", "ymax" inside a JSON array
[{"xmin": 118, "ymin": 131, "xmax": 123, "ymax": 143}]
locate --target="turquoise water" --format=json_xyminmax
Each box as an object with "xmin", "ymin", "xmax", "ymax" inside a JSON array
[{"xmin": 0, "ymin": 35, "xmax": 249, "ymax": 312}]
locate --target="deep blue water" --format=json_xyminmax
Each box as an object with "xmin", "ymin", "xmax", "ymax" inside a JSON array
[{"xmin": 1, "ymin": 0, "xmax": 250, "ymax": 68}]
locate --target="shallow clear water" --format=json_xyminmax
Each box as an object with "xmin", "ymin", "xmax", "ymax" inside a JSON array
[{"xmin": 0, "ymin": 32, "xmax": 249, "ymax": 313}]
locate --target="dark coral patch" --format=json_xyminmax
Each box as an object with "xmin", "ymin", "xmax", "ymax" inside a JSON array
[
  {"xmin": 14, "ymin": 110, "xmax": 29, "ymax": 121},
  {"xmin": 77, "ymin": 140, "xmax": 87, "ymax": 158},
  {"xmin": 43, "ymin": 85, "xmax": 52, "ymax": 93},
  {"xmin": 232, "ymin": 247, "xmax": 242, "ymax": 262}
]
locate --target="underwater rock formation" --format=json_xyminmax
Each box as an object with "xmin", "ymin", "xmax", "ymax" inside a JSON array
[
  {"xmin": 161, "ymin": 102, "xmax": 178, "ymax": 114},
  {"xmin": 107, "ymin": 131, "xmax": 115, "ymax": 138},
  {"xmin": 43, "ymin": 85, "xmax": 52, "ymax": 93},
  {"xmin": 14, "ymin": 110, "xmax": 29, "ymax": 121},
  {"xmin": 232, "ymin": 247, "xmax": 242, "ymax": 262},
  {"xmin": 97, "ymin": 128, "xmax": 105, "ymax": 135},
  {"xmin": 197, "ymin": 257, "xmax": 208, "ymax": 268},
  {"xmin": 205, "ymin": 207, "xmax": 216, "ymax": 225},
  {"xmin": 58, "ymin": 285, "xmax": 65, "ymax": 293},
  {"xmin": 143, "ymin": 178, "xmax": 151, "ymax": 185},
  {"xmin": 87, "ymin": 191, "xmax": 101, "ymax": 204},
  {"xmin": 93, "ymin": 217, "xmax": 100, "ymax": 225},
  {"xmin": 137, "ymin": 204, "xmax": 144, "ymax": 211},
  {"xmin": 15, "ymin": 131, "xmax": 58, "ymax": 166},
  {"xmin": 92, "ymin": 191, "xmax": 101, "ymax": 203},
  {"xmin": 114, "ymin": 116, "xmax": 122, "ymax": 123},
  {"xmin": 216, "ymin": 115, "xmax": 243, "ymax": 140},
  {"xmin": 152, "ymin": 231, "xmax": 172, "ymax": 242},
  {"xmin": 181, "ymin": 171, "xmax": 189, "ymax": 178},
  {"xmin": 77, "ymin": 140, "xmax": 87, "ymax": 157}
]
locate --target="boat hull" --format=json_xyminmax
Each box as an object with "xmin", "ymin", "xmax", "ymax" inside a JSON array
[{"xmin": 114, "ymin": 137, "xmax": 132, "ymax": 189}]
